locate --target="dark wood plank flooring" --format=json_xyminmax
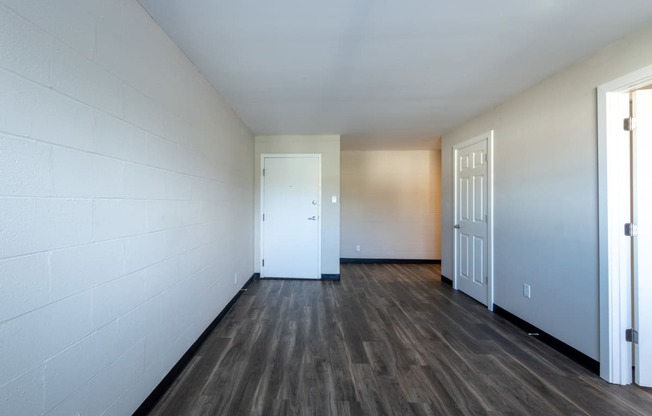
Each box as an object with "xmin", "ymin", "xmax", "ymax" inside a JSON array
[{"xmin": 146, "ymin": 263, "xmax": 652, "ymax": 415}]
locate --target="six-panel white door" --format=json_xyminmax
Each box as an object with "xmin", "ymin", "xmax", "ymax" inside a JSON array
[
  {"xmin": 261, "ymin": 155, "xmax": 321, "ymax": 279},
  {"xmin": 455, "ymin": 138, "xmax": 489, "ymax": 305}
]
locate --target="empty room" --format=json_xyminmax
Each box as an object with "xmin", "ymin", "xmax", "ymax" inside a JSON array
[{"xmin": 2, "ymin": 1, "xmax": 652, "ymax": 415}]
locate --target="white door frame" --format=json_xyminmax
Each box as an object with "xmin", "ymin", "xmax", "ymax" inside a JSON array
[
  {"xmin": 453, "ymin": 131, "xmax": 495, "ymax": 310},
  {"xmin": 598, "ymin": 64, "xmax": 652, "ymax": 384},
  {"xmin": 260, "ymin": 153, "xmax": 322, "ymax": 278}
]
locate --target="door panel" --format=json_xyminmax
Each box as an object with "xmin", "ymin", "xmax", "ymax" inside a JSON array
[
  {"xmin": 460, "ymin": 233, "xmax": 470, "ymax": 278},
  {"xmin": 262, "ymin": 156, "xmax": 320, "ymax": 279},
  {"xmin": 473, "ymin": 236, "xmax": 484, "ymax": 285},
  {"xmin": 474, "ymin": 175, "xmax": 484, "ymax": 221},
  {"xmin": 460, "ymin": 178, "xmax": 470, "ymax": 221},
  {"xmin": 455, "ymin": 138, "xmax": 489, "ymax": 305},
  {"xmin": 633, "ymin": 90, "xmax": 652, "ymax": 386}
]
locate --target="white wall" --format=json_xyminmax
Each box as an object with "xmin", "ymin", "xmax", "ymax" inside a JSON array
[
  {"xmin": 340, "ymin": 150, "xmax": 441, "ymax": 260},
  {"xmin": 0, "ymin": 1, "xmax": 254, "ymax": 415},
  {"xmin": 441, "ymin": 22, "xmax": 652, "ymax": 360},
  {"xmin": 254, "ymin": 135, "xmax": 340, "ymax": 275}
]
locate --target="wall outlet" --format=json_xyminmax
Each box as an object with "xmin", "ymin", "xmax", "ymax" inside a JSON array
[
  {"xmin": 523, "ymin": 284, "xmax": 531, "ymax": 299},
  {"xmin": 355, "ymin": 244, "xmax": 361, "ymax": 252}
]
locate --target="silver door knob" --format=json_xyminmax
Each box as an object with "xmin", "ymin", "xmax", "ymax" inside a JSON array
[
  {"xmin": 454, "ymin": 224, "xmax": 461, "ymax": 229},
  {"xmin": 308, "ymin": 216, "xmax": 316, "ymax": 220}
]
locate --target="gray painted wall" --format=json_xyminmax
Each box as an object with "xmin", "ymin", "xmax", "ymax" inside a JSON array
[{"xmin": 441, "ymin": 22, "xmax": 652, "ymax": 360}]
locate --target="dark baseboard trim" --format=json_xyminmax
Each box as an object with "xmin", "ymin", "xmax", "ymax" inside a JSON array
[
  {"xmin": 441, "ymin": 274, "xmax": 453, "ymax": 286},
  {"xmin": 340, "ymin": 258, "xmax": 441, "ymax": 264},
  {"xmin": 321, "ymin": 274, "xmax": 341, "ymax": 281},
  {"xmin": 132, "ymin": 273, "xmax": 255, "ymax": 416},
  {"xmin": 493, "ymin": 305, "xmax": 599, "ymax": 375},
  {"xmin": 256, "ymin": 275, "xmax": 340, "ymax": 281}
]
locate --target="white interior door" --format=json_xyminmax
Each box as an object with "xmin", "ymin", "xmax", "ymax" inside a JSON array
[
  {"xmin": 454, "ymin": 136, "xmax": 490, "ymax": 305},
  {"xmin": 633, "ymin": 89, "xmax": 652, "ymax": 387},
  {"xmin": 262, "ymin": 155, "xmax": 321, "ymax": 279}
]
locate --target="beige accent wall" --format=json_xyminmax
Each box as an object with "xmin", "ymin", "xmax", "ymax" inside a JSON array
[
  {"xmin": 441, "ymin": 22, "xmax": 652, "ymax": 360},
  {"xmin": 341, "ymin": 150, "xmax": 441, "ymax": 260},
  {"xmin": 255, "ymin": 135, "xmax": 341, "ymax": 275}
]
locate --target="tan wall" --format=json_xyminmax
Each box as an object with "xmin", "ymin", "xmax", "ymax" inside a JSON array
[
  {"xmin": 341, "ymin": 150, "xmax": 441, "ymax": 259},
  {"xmin": 441, "ymin": 22, "xmax": 652, "ymax": 360}
]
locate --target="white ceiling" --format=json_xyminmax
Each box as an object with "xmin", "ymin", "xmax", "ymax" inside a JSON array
[{"xmin": 138, "ymin": 0, "xmax": 652, "ymax": 150}]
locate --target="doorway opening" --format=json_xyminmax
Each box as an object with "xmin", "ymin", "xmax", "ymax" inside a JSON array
[{"xmin": 598, "ymin": 65, "xmax": 652, "ymax": 386}]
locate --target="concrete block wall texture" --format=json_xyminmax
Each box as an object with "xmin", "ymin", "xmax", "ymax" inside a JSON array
[{"xmin": 0, "ymin": 1, "xmax": 254, "ymax": 415}]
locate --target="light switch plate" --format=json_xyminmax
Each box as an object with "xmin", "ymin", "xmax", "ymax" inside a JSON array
[{"xmin": 332, "ymin": 195, "xmax": 337, "ymax": 203}]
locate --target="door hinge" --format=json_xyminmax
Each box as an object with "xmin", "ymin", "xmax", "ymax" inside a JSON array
[
  {"xmin": 624, "ymin": 223, "xmax": 638, "ymax": 237},
  {"xmin": 262, "ymin": 168, "xmax": 265, "ymax": 176},
  {"xmin": 262, "ymin": 214, "xmax": 265, "ymax": 221},
  {"xmin": 624, "ymin": 117, "xmax": 637, "ymax": 132},
  {"xmin": 626, "ymin": 328, "xmax": 639, "ymax": 344},
  {"xmin": 485, "ymin": 153, "xmax": 488, "ymax": 162},
  {"xmin": 262, "ymin": 259, "xmax": 264, "ymax": 267}
]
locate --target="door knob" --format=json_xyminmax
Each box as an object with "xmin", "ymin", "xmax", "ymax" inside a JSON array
[
  {"xmin": 308, "ymin": 216, "xmax": 316, "ymax": 220},
  {"xmin": 454, "ymin": 224, "xmax": 461, "ymax": 229}
]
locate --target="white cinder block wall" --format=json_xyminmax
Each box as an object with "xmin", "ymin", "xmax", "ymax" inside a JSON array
[
  {"xmin": 340, "ymin": 150, "xmax": 441, "ymax": 260},
  {"xmin": 0, "ymin": 1, "xmax": 254, "ymax": 415}
]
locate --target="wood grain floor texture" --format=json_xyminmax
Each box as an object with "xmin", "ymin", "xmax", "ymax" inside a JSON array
[{"xmin": 147, "ymin": 263, "xmax": 652, "ymax": 416}]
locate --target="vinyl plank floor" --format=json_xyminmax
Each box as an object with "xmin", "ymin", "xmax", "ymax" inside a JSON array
[{"xmin": 146, "ymin": 264, "xmax": 652, "ymax": 416}]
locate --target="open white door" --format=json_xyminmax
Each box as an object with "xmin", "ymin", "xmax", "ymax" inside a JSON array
[
  {"xmin": 632, "ymin": 89, "xmax": 652, "ymax": 387},
  {"xmin": 261, "ymin": 155, "xmax": 321, "ymax": 279},
  {"xmin": 453, "ymin": 133, "xmax": 493, "ymax": 307}
]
